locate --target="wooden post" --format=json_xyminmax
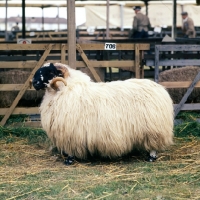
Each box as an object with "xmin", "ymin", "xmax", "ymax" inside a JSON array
[
  {"xmin": 61, "ymin": 44, "xmax": 66, "ymax": 63},
  {"xmin": 154, "ymin": 45, "xmax": 159, "ymax": 83},
  {"xmin": 67, "ymin": 0, "xmax": 76, "ymax": 69},
  {"xmin": 0, "ymin": 44, "xmax": 54, "ymax": 126},
  {"xmin": 134, "ymin": 44, "xmax": 140, "ymax": 78},
  {"xmin": 140, "ymin": 50, "xmax": 144, "ymax": 78}
]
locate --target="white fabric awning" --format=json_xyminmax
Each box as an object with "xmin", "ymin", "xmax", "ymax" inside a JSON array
[
  {"xmin": 85, "ymin": 3, "xmax": 200, "ymax": 28},
  {"xmin": 85, "ymin": 5, "xmax": 133, "ymax": 28}
]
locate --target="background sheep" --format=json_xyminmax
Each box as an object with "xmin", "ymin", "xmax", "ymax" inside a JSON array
[
  {"xmin": 32, "ymin": 63, "xmax": 174, "ymax": 164},
  {"xmin": 159, "ymin": 66, "xmax": 200, "ymax": 104}
]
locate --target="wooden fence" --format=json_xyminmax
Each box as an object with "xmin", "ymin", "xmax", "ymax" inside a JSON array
[
  {"xmin": 15, "ymin": 30, "xmax": 130, "ymax": 42},
  {"xmin": 154, "ymin": 44, "xmax": 200, "ymax": 117},
  {"xmin": 0, "ymin": 43, "xmax": 149, "ymax": 126}
]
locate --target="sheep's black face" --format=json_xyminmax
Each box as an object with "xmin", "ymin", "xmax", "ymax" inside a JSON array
[{"xmin": 32, "ymin": 63, "xmax": 62, "ymax": 90}]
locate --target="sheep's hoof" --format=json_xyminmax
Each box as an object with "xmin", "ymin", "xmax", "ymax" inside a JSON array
[
  {"xmin": 146, "ymin": 156, "xmax": 157, "ymax": 162},
  {"xmin": 64, "ymin": 156, "xmax": 75, "ymax": 165}
]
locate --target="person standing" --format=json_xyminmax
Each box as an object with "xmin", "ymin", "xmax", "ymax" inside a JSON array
[
  {"xmin": 11, "ymin": 22, "xmax": 20, "ymax": 40},
  {"xmin": 11, "ymin": 22, "xmax": 20, "ymax": 32},
  {"xmin": 132, "ymin": 6, "xmax": 151, "ymax": 38},
  {"xmin": 181, "ymin": 12, "xmax": 196, "ymax": 38}
]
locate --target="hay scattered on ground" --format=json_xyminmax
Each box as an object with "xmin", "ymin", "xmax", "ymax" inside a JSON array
[
  {"xmin": 0, "ymin": 120, "xmax": 200, "ymax": 199},
  {"xmin": 0, "ymin": 136, "xmax": 200, "ymax": 199}
]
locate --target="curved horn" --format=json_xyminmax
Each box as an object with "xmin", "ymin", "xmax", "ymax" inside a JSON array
[
  {"xmin": 54, "ymin": 63, "xmax": 69, "ymax": 78},
  {"xmin": 50, "ymin": 77, "xmax": 67, "ymax": 91}
]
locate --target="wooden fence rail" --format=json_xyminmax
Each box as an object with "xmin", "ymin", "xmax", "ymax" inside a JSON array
[{"xmin": 15, "ymin": 30, "xmax": 130, "ymax": 42}]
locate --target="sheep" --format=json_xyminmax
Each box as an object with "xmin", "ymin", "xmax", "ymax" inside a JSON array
[{"xmin": 32, "ymin": 62, "xmax": 174, "ymax": 164}]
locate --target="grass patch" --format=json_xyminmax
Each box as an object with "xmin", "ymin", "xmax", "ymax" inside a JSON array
[
  {"xmin": 0, "ymin": 126, "xmax": 48, "ymax": 148},
  {"xmin": 174, "ymin": 121, "xmax": 200, "ymax": 137},
  {"xmin": 176, "ymin": 111, "xmax": 200, "ymax": 121},
  {"xmin": 175, "ymin": 111, "xmax": 200, "ymax": 138},
  {"xmin": 0, "ymin": 112, "xmax": 200, "ymax": 199},
  {"xmin": 0, "ymin": 114, "xmax": 28, "ymax": 124}
]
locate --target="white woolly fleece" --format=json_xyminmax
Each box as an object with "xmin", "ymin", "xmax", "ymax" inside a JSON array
[{"xmin": 40, "ymin": 64, "xmax": 174, "ymax": 159}]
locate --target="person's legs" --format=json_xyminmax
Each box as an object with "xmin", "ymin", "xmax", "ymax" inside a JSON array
[
  {"xmin": 133, "ymin": 31, "xmax": 142, "ymax": 38},
  {"xmin": 141, "ymin": 30, "xmax": 149, "ymax": 38}
]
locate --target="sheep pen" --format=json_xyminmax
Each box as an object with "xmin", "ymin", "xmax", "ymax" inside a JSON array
[
  {"xmin": 159, "ymin": 66, "xmax": 200, "ymax": 104},
  {"xmin": 31, "ymin": 63, "xmax": 174, "ymax": 165}
]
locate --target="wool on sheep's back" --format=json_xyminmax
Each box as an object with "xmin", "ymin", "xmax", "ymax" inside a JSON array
[{"xmin": 40, "ymin": 78, "xmax": 174, "ymax": 159}]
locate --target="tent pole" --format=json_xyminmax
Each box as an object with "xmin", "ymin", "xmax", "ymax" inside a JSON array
[
  {"xmin": 120, "ymin": 3, "xmax": 124, "ymax": 31},
  {"xmin": 144, "ymin": 0, "xmax": 148, "ymax": 16},
  {"xmin": 172, "ymin": 0, "xmax": 177, "ymax": 39},
  {"xmin": 22, "ymin": 0, "xmax": 26, "ymax": 38},
  {"xmin": 57, "ymin": 6, "xmax": 60, "ymax": 31},
  {"xmin": 67, "ymin": 0, "xmax": 76, "ymax": 69},
  {"xmin": 41, "ymin": 6, "xmax": 44, "ymax": 31},
  {"xmin": 5, "ymin": 0, "xmax": 8, "ymax": 41},
  {"xmin": 181, "ymin": 5, "xmax": 184, "ymax": 28},
  {"xmin": 106, "ymin": 0, "xmax": 109, "ymax": 39}
]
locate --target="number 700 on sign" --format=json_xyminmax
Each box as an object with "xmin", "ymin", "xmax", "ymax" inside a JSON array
[{"xmin": 104, "ymin": 43, "xmax": 116, "ymax": 50}]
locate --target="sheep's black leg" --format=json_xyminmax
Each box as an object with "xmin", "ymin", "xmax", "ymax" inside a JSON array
[
  {"xmin": 147, "ymin": 150, "xmax": 157, "ymax": 162},
  {"xmin": 64, "ymin": 155, "xmax": 75, "ymax": 165},
  {"xmin": 61, "ymin": 151, "xmax": 68, "ymax": 157}
]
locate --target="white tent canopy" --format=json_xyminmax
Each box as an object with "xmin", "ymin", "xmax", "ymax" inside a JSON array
[
  {"xmin": 85, "ymin": 3, "xmax": 200, "ymax": 29},
  {"xmin": 85, "ymin": 5, "xmax": 133, "ymax": 28}
]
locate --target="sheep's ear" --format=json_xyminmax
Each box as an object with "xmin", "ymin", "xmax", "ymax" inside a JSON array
[{"xmin": 54, "ymin": 63, "xmax": 69, "ymax": 78}]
